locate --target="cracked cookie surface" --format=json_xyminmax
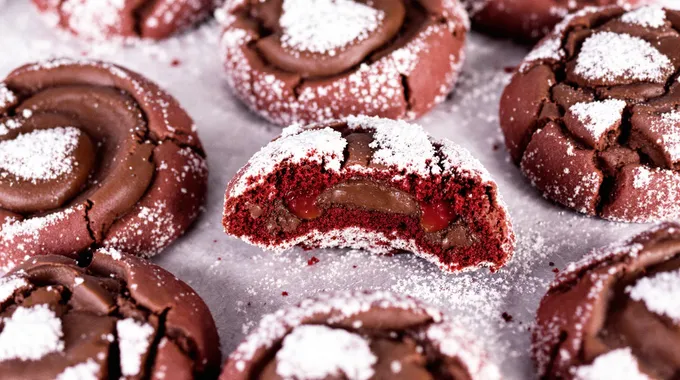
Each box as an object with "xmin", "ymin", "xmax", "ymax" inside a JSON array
[
  {"xmin": 0, "ymin": 59, "xmax": 208, "ymax": 272},
  {"xmin": 500, "ymin": 5, "xmax": 680, "ymax": 222},
  {"xmin": 217, "ymin": 0, "xmax": 468, "ymax": 126},
  {"xmin": 222, "ymin": 115, "xmax": 514, "ymax": 273},
  {"xmin": 0, "ymin": 249, "xmax": 220, "ymax": 379},
  {"xmin": 221, "ymin": 291, "xmax": 500, "ymax": 380},
  {"xmin": 32, "ymin": 0, "xmax": 216, "ymax": 40},
  {"xmin": 533, "ymin": 222, "xmax": 680, "ymax": 379}
]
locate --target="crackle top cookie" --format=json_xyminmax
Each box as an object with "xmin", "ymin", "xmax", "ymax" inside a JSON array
[
  {"xmin": 223, "ymin": 116, "xmax": 514, "ymax": 273},
  {"xmin": 501, "ymin": 5, "xmax": 680, "ymax": 222},
  {"xmin": 0, "ymin": 59, "xmax": 208, "ymax": 272},
  {"xmin": 218, "ymin": 0, "xmax": 468, "ymax": 126}
]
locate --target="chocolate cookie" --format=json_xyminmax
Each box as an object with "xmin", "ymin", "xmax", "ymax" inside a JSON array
[
  {"xmin": 0, "ymin": 249, "xmax": 220, "ymax": 379},
  {"xmin": 218, "ymin": 0, "xmax": 468, "ymax": 126},
  {"xmin": 500, "ymin": 5, "xmax": 680, "ymax": 222},
  {"xmin": 464, "ymin": 0, "xmax": 646, "ymax": 41},
  {"xmin": 222, "ymin": 291, "xmax": 500, "ymax": 380},
  {"xmin": 533, "ymin": 222, "xmax": 680, "ymax": 379},
  {"xmin": 32, "ymin": 0, "xmax": 216, "ymax": 40},
  {"xmin": 222, "ymin": 116, "xmax": 514, "ymax": 273},
  {"xmin": 0, "ymin": 59, "xmax": 208, "ymax": 272}
]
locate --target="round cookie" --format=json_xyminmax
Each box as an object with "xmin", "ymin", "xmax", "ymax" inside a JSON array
[
  {"xmin": 32, "ymin": 0, "xmax": 216, "ymax": 40},
  {"xmin": 222, "ymin": 291, "xmax": 500, "ymax": 380},
  {"xmin": 463, "ymin": 0, "xmax": 647, "ymax": 41},
  {"xmin": 218, "ymin": 0, "xmax": 468, "ymax": 126},
  {"xmin": 0, "ymin": 59, "xmax": 208, "ymax": 272},
  {"xmin": 0, "ymin": 249, "xmax": 220, "ymax": 379},
  {"xmin": 533, "ymin": 222, "xmax": 680, "ymax": 379},
  {"xmin": 223, "ymin": 116, "xmax": 514, "ymax": 273},
  {"xmin": 500, "ymin": 5, "xmax": 680, "ymax": 222}
]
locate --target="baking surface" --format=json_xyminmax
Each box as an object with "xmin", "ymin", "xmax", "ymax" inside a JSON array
[{"xmin": 0, "ymin": 3, "xmax": 651, "ymax": 378}]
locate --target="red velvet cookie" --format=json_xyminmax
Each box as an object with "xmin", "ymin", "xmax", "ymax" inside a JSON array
[
  {"xmin": 500, "ymin": 5, "xmax": 680, "ymax": 222},
  {"xmin": 0, "ymin": 249, "xmax": 220, "ymax": 379},
  {"xmin": 0, "ymin": 59, "xmax": 208, "ymax": 272},
  {"xmin": 222, "ymin": 116, "xmax": 514, "ymax": 273},
  {"xmin": 32, "ymin": 0, "xmax": 216, "ymax": 40},
  {"xmin": 218, "ymin": 0, "xmax": 468, "ymax": 126},
  {"xmin": 222, "ymin": 291, "xmax": 500, "ymax": 380},
  {"xmin": 533, "ymin": 222, "xmax": 680, "ymax": 379}
]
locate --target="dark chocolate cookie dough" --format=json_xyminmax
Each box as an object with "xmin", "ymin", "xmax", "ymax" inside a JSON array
[
  {"xmin": 500, "ymin": 5, "xmax": 680, "ymax": 222},
  {"xmin": 0, "ymin": 249, "xmax": 220, "ymax": 379},
  {"xmin": 463, "ymin": 0, "xmax": 646, "ymax": 41},
  {"xmin": 0, "ymin": 59, "xmax": 208, "ymax": 272},
  {"xmin": 534, "ymin": 222, "xmax": 680, "ymax": 379},
  {"xmin": 222, "ymin": 291, "xmax": 500, "ymax": 380},
  {"xmin": 218, "ymin": 0, "xmax": 468, "ymax": 126},
  {"xmin": 32, "ymin": 0, "xmax": 216, "ymax": 40}
]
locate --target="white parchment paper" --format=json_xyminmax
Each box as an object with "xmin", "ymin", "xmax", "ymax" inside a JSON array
[{"xmin": 0, "ymin": 3, "xmax": 650, "ymax": 378}]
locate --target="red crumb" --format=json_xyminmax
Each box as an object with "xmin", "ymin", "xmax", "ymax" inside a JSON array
[
  {"xmin": 171, "ymin": 59, "xmax": 181, "ymax": 67},
  {"xmin": 502, "ymin": 312, "xmax": 513, "ymax": 322},
  {"xmin": 503, "ymin": 66, "xmax": 517, "ymax": 73},
  {"xmin": 281, "ymin": 291, "xmax": 289, "ymax": 296},
  {"xmin": 307, "ymin": 256, "xmax": 320, "ymax": 266},
  {"xmin": 552, "ymin": 268, "xmax": 560, "ymax": 274}
]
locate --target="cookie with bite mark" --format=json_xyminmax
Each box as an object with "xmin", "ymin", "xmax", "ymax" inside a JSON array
[
  {"xmin": 222, "ymin": 116, "xmax": 514, "ymax": 273},
  {"xmin": 218, "ymin": 0, "xmax": 468, "ymax": 126},
  {"xmin": 533, "ymin": 222, "xmax": 680, "ymax": 379},
  {"xmin": 500, "ymin": 5, "xmax": 680, "ymax": 222},
  {"xmin": 222, "ymin": 291, "xmax": 500, "ymax": 380},
  {"xmin": 0, "ymin": 249, "xmax": 220, "ymax": 379}
]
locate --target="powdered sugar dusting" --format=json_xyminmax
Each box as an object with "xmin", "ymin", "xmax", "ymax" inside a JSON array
[
  {"xmin": 0, "ymin": 84, "xmax": 16, "ymax": 110},
  {"xmin": 574, "ymin": 32, "xmax": 673, "ymax": 84},
  {"xmin": 98, "ymin": 247, "xmax": 123, "ymax": 260},
  {"xmin": 0, "ymin": 127, "xmax": 81, "ymax": 182},
  {"xmin": 279, "ymin": 0, "xmax": 384, "ymax": 56},
  {"xmin": 569, "ymin": 100, "xmax": 626, "ymax": 142},
  {"xmin": 573, "ymin": 348, "xmax": 647, "ymax": 380},
  {"xmin": 275, "ymin": 325, "xmax": 376, "ymax": 380},
  {"xmin": 56, "ymin": 359, "xmax": 100, "ymax": 380},
  {"xmin": 60, "ymin": 0, "xmax": 125, "ymax": 40},
  {"xmin": 620, "ymin": 5, "xmax": 667, "ymax": 28},
  {"xmin": 0, "ymin": 304, "xmax": 64, "ymax": 362},
  {"xmin": 117, "ymin": 318, "xmax": 155, "ymax": 376},
  {"xmin": 650, "ymin": 110, "xmax": 680, "ymax": 163},
  {"xmin": 627, "ymin": 269, "xmax": 680, "ymax": 322},
  {"xmin": 0, "ymin": 275, "xmax": 28, "ymax": 304}
]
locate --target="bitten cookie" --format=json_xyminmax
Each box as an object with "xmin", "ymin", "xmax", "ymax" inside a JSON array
[
  {"xmin": 222, "ymin": 291, "xmax": 500, "ymax": 380},
  {"xmin": 218, "ymin": 0, "xmax": 468, "ymax": 126},
  {"xmin": 500, "ymin": 5, "xmax": 680, "ymax": 222},
  {"xmin": 223, "ymin": 116, "xmax": 514, "ymax": 273},
  {"xmin": 533, "ymin": 222, "xmax": 680, "ymax": 379},
  {"xmin": 32, "ymin": 0, "xmax": 216, "ymax": 40},
  {"xmin": 0, "ymin": 249, "xmax": 220, "ymax": 379},
  {"xmin": 463, "ymin": 0, "xmax": 646, "ymax": 41},
  {"xmin": 0, "ymin": 59, "xmax": 208, "ymax": 272}
]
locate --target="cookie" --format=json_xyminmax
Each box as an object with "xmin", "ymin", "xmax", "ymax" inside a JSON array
[
  {"xmin": 500, "ymin": 5, "xmax": 680, "ymax": 222},
  {"xmin": 222, "ymin": 291, "xmax": 500, "ymax": 380},
  {"xmin": 218, "ymin": 0, "xmax": 468, "ymax": 126},
  {"xmin": 533, "ymin": 222, "xmax": 680, "ymax": 379},
  {"xmin": 222, "ymin": 116, "xmax": 514, "ymax": 273},
  {"xmin": 0, "ymin": 59, "xmax": 208, "ymax": 272},
  {"xmin": 463, "ymin": 0, "xmax": 646, "ymax": 41},
  {"xmin": 32, "ymin": 0, "xmax": 216, "ymax": 40},
  {"xmin": 0, "ymin": 249, "xmax": 220, "ymax": 379}
]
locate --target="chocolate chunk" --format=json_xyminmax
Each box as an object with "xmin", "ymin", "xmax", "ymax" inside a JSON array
[
  {"xmin": 0, "ymin": 250, "xmax": 220, "ymax": 379},
  {"xmin": 534, "ymin": 223, "xmax": 680, "ymax": 379},
  {"xmin": 223, "ymin": 116, "xmax": 515, "ymax": 273},
  {"xmin": 500, "ymin": 5, "xmax": 680, "ymax": 222},
  {"xmin": 0, "ymin": 59, "xmax": 208, "ymax": 271},
  {"xmin": 221, "ymin": 291, "xmax": 499, "ymax": 380},
  {"xmin": 219, "ymin": 0, "xmax": 468, "ymax": 125},
  {"xmin": 32, "ymin": 0, "xmax": 215, "ymax": 40}
]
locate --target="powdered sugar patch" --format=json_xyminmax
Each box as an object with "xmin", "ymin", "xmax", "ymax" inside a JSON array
[
  {"xmin": 574, "ymin": 32, "xmax": 673, "ymax": 84},
  {"xmin": 569, "ymin": 99, "xmax": 626, "ymax": 142},
  {"xmin": 650, "ymin": 110, "xmax": 680, "ymax": 163},
  {"xmin": 0, "ymin": 304, "xmax": 64, "ymax": 361},
  {"xmin": 117, "ymin": 318, "xmax": 154, "ymax": 377},
  {"xmin": 279, "ymin": 0, "xmax": 385, "ymax": 56},
  {"xmin": 627, "ymin": 268, "xmax": 680, "ymax": 322},
  {"xmin": 573, "ymin": 348, "xmax": 646, "ymax": 380},
  {"xmin": 275, "ymin": 325, "xmax": 376, "ymax": 380},
  {"xmin": 0, "ymin": 275, "xmax": 28, "ymax": 304},
  {"xmin": 56, "ymin": 359, "xmax": 100, "ymax": 380},
  {"xmin": 620, "ymin": 5, "xmax": 667, "ymax": 28}
]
